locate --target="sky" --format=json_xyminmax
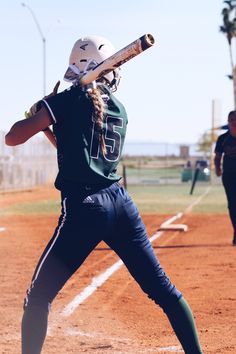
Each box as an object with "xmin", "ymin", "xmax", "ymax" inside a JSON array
[{"xmin": 1, "ymin": 0, "xmax": 234, "ymax": 144}]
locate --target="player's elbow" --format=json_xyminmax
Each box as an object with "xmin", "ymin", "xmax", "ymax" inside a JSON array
[
  {"xmin": 5, "ymin": 132, "xmax": 15, "ymax": 146},
  {"xmin": 5, "ymin": 132, "xmax": 25, "ymax": 146}
]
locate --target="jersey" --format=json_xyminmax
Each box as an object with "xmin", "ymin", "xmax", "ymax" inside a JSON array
[
  {"xmin": 41, "ymin": 84, "xmax": 128, "ymax": 191},
  {"xmin": 214, "ymin": 131, "xmax": 236, "ymax": 173}
]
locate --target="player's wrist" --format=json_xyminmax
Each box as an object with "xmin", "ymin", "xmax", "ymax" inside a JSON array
[{"xmin": 25, "ymin": 101, "xmax": 42, "ymax": 119}]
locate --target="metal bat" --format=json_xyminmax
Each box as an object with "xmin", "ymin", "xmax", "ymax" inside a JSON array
[{"xmin": 78, "ymin": 33, "xmax": 155, "ymax": 86}]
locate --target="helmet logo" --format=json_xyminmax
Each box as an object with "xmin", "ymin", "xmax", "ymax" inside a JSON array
[{"xmin": 80, "ymin": 44, "xmax": 88, "ymax": 51}]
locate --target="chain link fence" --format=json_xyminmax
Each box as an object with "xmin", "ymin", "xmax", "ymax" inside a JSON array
[
  {"xmin": 0, "ymin": 131, "xmax": 219, "ymax": 191},
  {"xmin": 0, "ymin": 131, "xmax": 57, "ymax": 191}
]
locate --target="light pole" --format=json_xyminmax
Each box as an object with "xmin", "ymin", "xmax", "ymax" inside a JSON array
[{"xmin": 21, "ymin": 3, "xmax": 46, "ymax": 96}]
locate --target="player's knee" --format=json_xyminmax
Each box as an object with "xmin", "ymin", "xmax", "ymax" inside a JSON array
[
  {"xmin": 147, "ymin": 285, "xmax": 182, "ymax": 311},
  {"xmin": 23, "ymin": 292, "xmax": 51, "ymax": 313}
]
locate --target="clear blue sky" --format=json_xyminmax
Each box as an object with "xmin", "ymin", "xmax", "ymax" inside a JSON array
[{"xmin": 1, "ymin": 0, "xmax": 233, "ymax": 143}]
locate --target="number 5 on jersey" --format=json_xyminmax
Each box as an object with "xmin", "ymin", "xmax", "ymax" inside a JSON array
[{"xmin": 90, "ymin": 116, "xmax": 124, "ymax": 162}]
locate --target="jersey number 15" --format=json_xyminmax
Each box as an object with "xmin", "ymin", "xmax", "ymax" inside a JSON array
[{"xmin": 90, "ymin": 116, "xmax": 123, "ymax": 162}]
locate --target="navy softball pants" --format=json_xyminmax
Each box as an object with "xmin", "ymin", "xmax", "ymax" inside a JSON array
[
  {"xmin": 222, "ymin": 172, "xmax": 236, "ymax": 237},
  {"xmin": 24, "ymin": 182, "xmax": 181, "ymax": 313}
]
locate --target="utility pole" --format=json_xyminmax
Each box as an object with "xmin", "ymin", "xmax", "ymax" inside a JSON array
[{"xmin": 21, "ymin": 3, "xmax": 46, "ymax": 96}]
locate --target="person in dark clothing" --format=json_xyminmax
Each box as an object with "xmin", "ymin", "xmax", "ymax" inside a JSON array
[
  {"xmin": 5, "ymin": 35, "xmax": 204, "ymax": 354},
  {"xmin": 214, "ymin": 110, "xmax": 236, "ymax": 246}
]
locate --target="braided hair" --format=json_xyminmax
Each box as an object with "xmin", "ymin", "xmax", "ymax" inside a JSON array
[{"xmin": 87, "ymin": 87, "xmax": 107, "ymax": 155}]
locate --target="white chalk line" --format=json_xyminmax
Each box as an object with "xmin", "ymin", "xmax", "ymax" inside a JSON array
[
  {"xmin": 0, "ymin": 227, "xmax": 6, "ymax": 232},
  {"xmin": 56, "ymin": 327, "xmax": 183, "ymax": 352},
  {"xmin": 114, "ymin": 347, "xmax": 183, "ymax": 353},
  {"xmin": 65, "ymin": 327, "xmax": 130, "ymax": 342},
  {"xmin": 184, "ymin": 186, "xmax": 211, "ymax": 214},
  {"xmin": 62, "ymin": 259, "xmax": 123, "ymax": 316},
  {"xmin": 155, "ymin": 346, "xmax": 183, "ymax": 352}
]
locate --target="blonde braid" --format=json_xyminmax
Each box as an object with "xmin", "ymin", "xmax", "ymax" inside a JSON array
[{"xmin": 87, "ymin": 87, "xmax": 107, "ymax": 155}]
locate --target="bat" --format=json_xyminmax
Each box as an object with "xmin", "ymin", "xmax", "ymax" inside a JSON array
[
  {"xmin": 28, "ymin": 34, "xmax": 155, "ymax": 145},
  {"xmin": 80, "ymin": 33, "xmax": 155, "ymax": 86},
  {"xmin": 64, "ymin": 34, "xmax": 155, "ymax": 86},
  {"xmin": 189, "ymin": 165, "xmax": 200, "ymax": 195}
]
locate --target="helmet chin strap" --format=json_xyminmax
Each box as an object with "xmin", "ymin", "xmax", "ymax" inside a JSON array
[
  {"xmin": 98, "ymin": 71, "xmax": 120, "ymax": 92},
  {"xmin": 110, "ymin": 70, "xmax": 121, "ymax": 92}
]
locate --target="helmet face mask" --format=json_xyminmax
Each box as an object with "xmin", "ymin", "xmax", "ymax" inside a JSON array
[{"xmin": 64, "ymin": 35, "xmax": 121, "ymax": 91}]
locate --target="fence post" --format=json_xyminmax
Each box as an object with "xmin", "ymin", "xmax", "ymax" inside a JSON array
[{"xmin": 122, "ymin": 164, "xmax": 127, "ymax": 190}]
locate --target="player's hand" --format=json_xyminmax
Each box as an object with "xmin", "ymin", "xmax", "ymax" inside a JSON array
[
  {"xmin": 215, "ymin": 168, "xmax": 222, "ymax": 177},
  {"xmin": 25, "ymin": 81, "xmax": 60, "ymax": 119},
  {"xmin": 43, "ymin": 80, "xmax": 60, "ymax": 100},
  {"xmin": 41, "ymin": 81, "xmax": 60, "ymax": 132},
  {"xmin": 24, "ymin": 102, "xmax": 39, "ymax": 118}
]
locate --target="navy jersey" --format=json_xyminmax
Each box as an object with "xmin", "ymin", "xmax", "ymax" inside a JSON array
[
  {"xmin": 215, "ymin": 131, "xmax": 236, "ymax": 173},
  {"xmin": 41, "ymin": 84, "xmax": 128, "ymax": 190}
]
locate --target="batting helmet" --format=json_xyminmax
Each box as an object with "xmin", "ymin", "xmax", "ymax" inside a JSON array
[{"xmin": 64, "ymin": 35, "xmax": 120, "ymax": 91}]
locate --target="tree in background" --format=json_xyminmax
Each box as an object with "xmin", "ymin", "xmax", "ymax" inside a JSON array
[
  {"xmin": 197, "ymin": 132, "xmax": 212, "ymax": 158},
  {"xmin": 220, "ymin": 0, "xmax": 236, "ymax": 107},
  {"xmin": 197, "ymin": 130, "xmax": 219, "ymax": 159}
]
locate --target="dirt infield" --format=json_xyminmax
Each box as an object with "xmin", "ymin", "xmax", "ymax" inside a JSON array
[{"xmin": 0, "ymin": 187, "xmax": 236, "ymax": 353}]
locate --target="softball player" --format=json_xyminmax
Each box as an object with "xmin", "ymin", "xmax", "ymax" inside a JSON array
[
  {"xmin": 214, "ymin": 110, "xmax": 236, "ymax": 246},
  {"xmin": 5, "ymin": 35, "xmax": 203, "ymax": 354}
]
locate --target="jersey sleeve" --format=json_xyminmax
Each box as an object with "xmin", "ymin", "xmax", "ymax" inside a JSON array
[
  {"xmin": 214, "ymin": 134, "xmax": 224, "ymax": 154},
  {"xmin": 39, "ymin": 90, "xmax": 71, "ymax": 124}
]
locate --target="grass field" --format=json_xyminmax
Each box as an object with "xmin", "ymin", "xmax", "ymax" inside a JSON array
[
  {"xmin": 0, "ymin": 182, "xmax": 227, "ymax": 215},
  {"xmin": 128, "ymin": 183, "xmax": 227, "ymax": 214}
]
